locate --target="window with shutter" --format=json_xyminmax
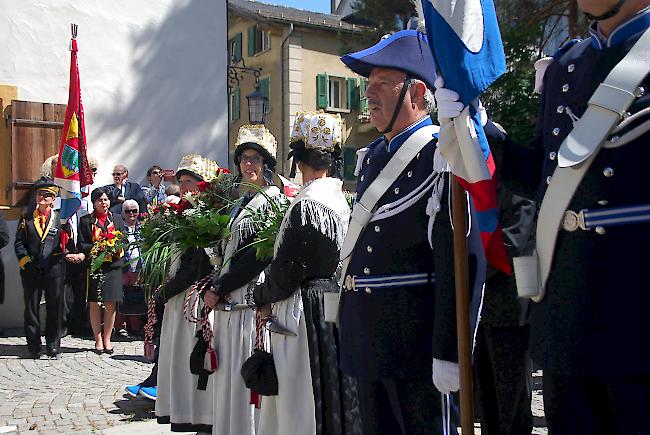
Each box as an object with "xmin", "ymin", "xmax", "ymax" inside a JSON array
[
  {"xmin": 316, "ymin": 74, "xmax": 328, "ymax": 109},
  {"xmin": 247, "ymin": 26, "xmax": 256, "ymax": 56},
  {"xmin": 359, "ymin": 79, "xmax": 369, "ymax": 118},
  {"xmin": 8, "ymin": 100, "xmax": 66, "ymax": 207},
  {"xmin": 258, "ymin": 76, "xmax": 270, "ymax": 114},
  {"xmin": 347, "ymin": 77, "xmax": 359, "ymax": 110},
  {"xmin": 229, "ymin": 33, "xmax": 242, "ymax": 64},
  {"xmin": 247, "ymin": 26, "xmax": 271, "ymax": 56}
]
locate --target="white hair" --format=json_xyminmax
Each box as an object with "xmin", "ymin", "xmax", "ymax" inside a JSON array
[
  {"xmin": 412, "ymin": 79, "xmax": 436, "ymax": 113},
  {"xmin": 41, "ymin": 154, "xmax": 58, "ymax": 178},
  {"xmin": 122, "ymin": 199, "xmax": 139, "ymax": 215}
]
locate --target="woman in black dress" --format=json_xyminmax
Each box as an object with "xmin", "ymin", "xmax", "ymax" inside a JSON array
[
  {"xmin": 78, "ymin": 187, "xmax": 125, "ymax": 354},
  {"xmin": 253, "ymin": 111, "xmax": 361, "ymax": 435}
]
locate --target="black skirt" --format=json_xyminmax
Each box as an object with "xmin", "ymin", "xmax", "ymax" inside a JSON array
[
  {"xmin": 87, "ymin": 263, "xmax": 123, "ymax": 303},
  {"xmin": 301, "ymin": 279, "xmax": 362, "ymax": 435}
]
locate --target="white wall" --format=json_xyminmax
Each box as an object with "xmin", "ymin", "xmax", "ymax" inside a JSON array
[
  {"xmin": 0, "ymin": 0, "xmax": 228, "ymax": 329},
  {"xmin": 0, "ymin": 0, "xmax": 229, "ymax": 184}
]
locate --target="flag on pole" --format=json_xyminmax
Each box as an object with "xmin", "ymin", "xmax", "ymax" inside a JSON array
[
  {"xmin": 419, "ymin": 0, "xmax": 512, "ymax": 273},
  {"xmin": 53, "ymin": 24, "xmax": 93, "ymax": 241}
]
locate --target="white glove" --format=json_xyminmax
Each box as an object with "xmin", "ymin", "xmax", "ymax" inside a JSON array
[
  {"xmin": 434, "ymin": 77, "xmax": 464, "ymax": 120},
  {"xmin": 434, "ymin": 77, "xmax": 488, "ymax": 127},
  {"xmin": 432, "ymin": 358, "xmax": 460, "ymax": 394},
  {"xmin": 534, "ymin": 57, "xmax": 553, "ymax": 94}
]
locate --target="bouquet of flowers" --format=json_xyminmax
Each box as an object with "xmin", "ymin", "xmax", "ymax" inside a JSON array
[
  {"xmin": 138, "ymin": 170, "xmax": 237, "ymax": 297},
  {"xmin": 90, "ymin": 230, "xmax": 126, "ymax": 289}
]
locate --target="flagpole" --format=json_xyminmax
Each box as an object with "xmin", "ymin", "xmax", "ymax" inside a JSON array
[{"xmin": 450, "ymin": 176, "xmax": 475, "ymax": 434}]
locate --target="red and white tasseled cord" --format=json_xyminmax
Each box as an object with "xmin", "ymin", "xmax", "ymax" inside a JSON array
[
  {"xmin": 183, "ymin": 272, "xmax": 216, "ymax": 324},
  {"xmin": 143, "ymin": 286, "xmax": 161, "ymax": 361},
  {"xmin": 201, "ymin": 304, "xmax": 218, "ymax": 372}
]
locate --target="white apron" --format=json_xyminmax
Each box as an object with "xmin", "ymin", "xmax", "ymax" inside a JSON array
[
  {"xmin": 212, "ymin": 186, "xmax": 281, "ymax": 435},
  {"xmin": 156, "ymin": 288, "xmax": 214, "ymax": 427},
  {"xmin": 258, "ymin": 178, "xmax": 350, "ymax": 435}
]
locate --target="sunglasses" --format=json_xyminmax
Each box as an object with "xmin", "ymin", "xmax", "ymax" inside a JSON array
[
  {"xmin": 91, "ymin": 168, "xmax": 98, "ymax": 173},
  {"xmin": 112, "ymin": 172, "xmax": 125, "ymax": 176},
  {"xmin": 151, "ymin": 170, "xmax": 162, "ymax": 176},
  {"xmin": 124, "ymin": 209, "xmax": 138, "ymax": 214},
  {"xmin": 240, "ymin": 155, "xmax": 262, "ymax": 164}
]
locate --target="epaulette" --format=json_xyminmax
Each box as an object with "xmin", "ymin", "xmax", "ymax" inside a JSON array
[
  {"xmin": 551, "ymin": 38, "xmax": 582, "ymax": 59},
  {"xmin": 367, "ymin": 136, "xmax": 386, "ymax": 150}
]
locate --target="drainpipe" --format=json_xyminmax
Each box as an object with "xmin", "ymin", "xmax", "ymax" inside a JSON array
[{"xmin": 280, "ymin": 23, "xmax": 294, "ymax": 175}]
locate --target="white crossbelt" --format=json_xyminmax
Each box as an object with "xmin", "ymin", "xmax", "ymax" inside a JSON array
[
  {"xmin": 514, "ymin": 26, "xmax": 650, "ymax": 302},
  {"xmin": 324, "ymin": 124, "xmax": 438, "ymax": 323}
]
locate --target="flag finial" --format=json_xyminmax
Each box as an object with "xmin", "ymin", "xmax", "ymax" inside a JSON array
[{"xmin": 71, "ymin": 23, "xmax": 78, "ymax": 39}]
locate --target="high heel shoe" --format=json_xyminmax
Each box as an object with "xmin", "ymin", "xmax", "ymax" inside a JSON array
[
  {"xmin": 93, "ymin": 346, "xmax": 103, "ymax": 355},
  {"xmin": 103, "ymin": 348, "xmax": 114, "ymax": 355}
]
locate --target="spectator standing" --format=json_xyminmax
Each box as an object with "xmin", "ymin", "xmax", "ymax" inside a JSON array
[
  {"xmin": 77, "ymin": 187, "xmax": 126, "ymax": 354},
  {"xmin": 143, "ymin": 165, "xmax": 166, "ymax": 207},
  {"xmin": 115, "ymin": 199, "xmax": 145, "ymax": 337},
  {"xmin": 105, "ymin": 165, "xmax": 146, "ymax": 215},
  {"xmin": 14, "ymin": 180, "xmax": 72, "ymax": 359}
]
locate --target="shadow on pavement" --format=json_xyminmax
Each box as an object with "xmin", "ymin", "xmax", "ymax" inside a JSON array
[
  {"xmin": 111, "ymin": 354, "xmax": 151, "ymax": 363},
  {"xmin": 111, "ymin": 396, "xmax": 155, "ymax": 422},
  {"xmin": 0, "ymin": 343, "xmax": 91, "ymax": 358}
]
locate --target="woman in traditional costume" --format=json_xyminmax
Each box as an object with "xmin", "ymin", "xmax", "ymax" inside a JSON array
[
  {"xmin": 78, "ymin": 187, "xmax": 126, "ymax": 354},
  {"xmin": 203, "ymin": 125, "xmax": 286, "ymax": 435},
  {"xmin": 253, "ymin": 111, "xmax": 362, "ymax": 435},
  {"xmin": 155, "ymin": 154, "xmax": 219, "ymax": 434}
]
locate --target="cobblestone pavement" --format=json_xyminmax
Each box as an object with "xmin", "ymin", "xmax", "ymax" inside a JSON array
[
  {"xmin": 0, "ymin": 334, "xmax": 156, "ymax": 434},
  {"xmin": 0, "ymin": 332, "xmax": 547, "ymax": 434}
]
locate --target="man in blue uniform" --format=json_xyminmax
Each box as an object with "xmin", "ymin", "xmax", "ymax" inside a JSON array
[
  {"xmin": 338, "ymin": 30, "xmax": 465, "ymax": 435},
  {"xmin": 437, "ymin": 0, "xmax": 650, "ymax": 432}
]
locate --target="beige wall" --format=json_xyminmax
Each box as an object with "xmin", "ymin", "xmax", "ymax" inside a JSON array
[
  {"xmin": 227, "ymin": 18, "xmax": 283, "ymax": 169},
  {"xmin": 227, "ymin": 16, "xmax": 378, "ymax": 179},
  {"xmin": 300, "ymin": 31, "xmax": 376, "ymax": 152}
]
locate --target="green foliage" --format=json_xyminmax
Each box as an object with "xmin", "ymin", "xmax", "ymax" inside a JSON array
[
  {"xmin": 482, "ymin": 23, "xmax": 541, "ymax": 144},
  {"xmin": 339, "ymin": 0, "xmax": 414, "ymax": 53},
  {"xmin": 91, "ymin": 251, "xmax": 107, "ymax": 272}
]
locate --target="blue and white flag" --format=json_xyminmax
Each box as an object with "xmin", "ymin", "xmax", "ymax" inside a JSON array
[
  {"xmin": 419, "ymin": 0, "xmax": 512, "ymax": 274},
  {"xmin": 420, "ymin": 0, "xmax": 506, "ymax": 105}
]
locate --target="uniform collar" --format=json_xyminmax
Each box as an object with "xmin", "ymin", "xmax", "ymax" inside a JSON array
[
  {"xmin": 385, "ymin": 115, "xmax": 432, "ymax": 153},
  {"xmin": 588, "ymin": 6, "xmax": 650, "ymax": 49}
]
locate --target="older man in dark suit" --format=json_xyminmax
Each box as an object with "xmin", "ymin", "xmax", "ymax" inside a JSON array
[{"xmin": 105, "ymin": 164, "xmax": 146, "ymax": 215}]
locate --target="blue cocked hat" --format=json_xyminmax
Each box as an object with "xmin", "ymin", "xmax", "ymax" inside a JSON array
[{"xmin": 340, "ymin": 30, "xmax": 436, "ymax": 89}]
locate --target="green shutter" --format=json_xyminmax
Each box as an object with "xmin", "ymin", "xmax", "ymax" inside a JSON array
[
  {"xmin": 316, "ymin": 74, "xmax": 328, "ymax": 109},
  {"xmin": 347, "ymin": 77, "xmax": 359, "ymax": 110},
  {"xmin": 234, "ymin": 33, "xmax": 242, "ymax": 62},
  {"xmin": 233, "ymin": 88, "xmax": 240, "ymax": 121},
  {"xmin": 247, "ymin": 26, "xmax": 256, "ymax": 56},
  {"xmin": 259, "ymin": 77, "xmax": 270, "ymax": 113},
  {"xmin": 360, "ymin": 79, "xmax": 368, "ymax": 113},
  {"xmin": 343, "ymin": 147, "xmax": 357, "ymax": 181}
]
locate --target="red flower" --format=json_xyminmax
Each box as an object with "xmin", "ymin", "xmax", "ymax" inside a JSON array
[
  {"xmin": 105, "ymin": 232, "xmax": 116, "ymax": 240},
  {"xmin": 197, "ymin": 181, "xmax": 210, "ymax": 192},
  {"xmin": 219, "ymin": 168, "xmax": 231, "ymax": 174}
]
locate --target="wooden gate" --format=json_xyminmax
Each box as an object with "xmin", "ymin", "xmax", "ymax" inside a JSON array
[{"xmin": 7, "ymin": 100, "xmax": 66, "ymax": 207}]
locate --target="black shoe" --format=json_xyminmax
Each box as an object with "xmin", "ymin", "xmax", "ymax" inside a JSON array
[
  {"xmin": 46, "ymin": 347, "xmax": 60, "ymax": 358},
  {"xmin": 28, "ymin": 349, "xmax": 42, "ymax": 359},
  {"xmin": 104, "ymin": 347, "xmax": 114, "ymax": 355}
]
